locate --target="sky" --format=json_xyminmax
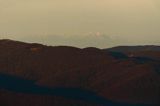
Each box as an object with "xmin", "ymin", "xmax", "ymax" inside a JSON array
[{"xmin": 0, "ymin": 0, "xmax": 160, "ymax": 48}]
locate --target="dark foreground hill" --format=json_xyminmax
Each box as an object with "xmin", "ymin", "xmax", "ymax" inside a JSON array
[{"xmin": 0, "ymin": 39, "xmax": 160, "ymax": 106}]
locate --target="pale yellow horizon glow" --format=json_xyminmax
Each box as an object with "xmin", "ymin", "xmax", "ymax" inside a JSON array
[{"xmin": 0, "ymin": 0, "xmax": 160, "ymax": 48}]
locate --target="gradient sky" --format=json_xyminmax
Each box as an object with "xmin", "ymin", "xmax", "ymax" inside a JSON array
[{"xmin": 0, "ymin": 0, "xmax": 160, "ymax": 48}]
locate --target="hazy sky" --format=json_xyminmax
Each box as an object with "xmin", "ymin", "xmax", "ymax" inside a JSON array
[{"xmin": 0, "ymin": 0, "xmax": 160, "ymax": 48}]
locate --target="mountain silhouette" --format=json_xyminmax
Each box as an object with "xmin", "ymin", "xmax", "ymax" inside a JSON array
[
  {"xmin": 107, "ymin": 46, "xmax": 160, "ymax": 52},
  {"xmin": 0, "ymin": 39, "xmax": 159, "ymax": 106},
  {"xmin": 107, "ymin": 45, "xmax": 160, "ymax": 61}
]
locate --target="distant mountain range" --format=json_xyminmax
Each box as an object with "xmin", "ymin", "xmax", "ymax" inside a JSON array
[{"xmin": 0, "ymin": 39, "xmax": 160, "ymax": 106}]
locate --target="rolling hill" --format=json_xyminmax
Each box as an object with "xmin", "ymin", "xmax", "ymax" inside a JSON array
[{"xmin": 0, "ymin": 39, "xmax": 159, "ymax": 106}]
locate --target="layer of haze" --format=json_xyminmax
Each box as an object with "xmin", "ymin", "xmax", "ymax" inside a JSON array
[{"xmin": 0, "ymin": 0, "xmax": 160, "ymax": 48}]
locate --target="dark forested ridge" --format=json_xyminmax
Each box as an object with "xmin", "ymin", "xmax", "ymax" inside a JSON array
[
  {"xmin": 0, "ymin": 39, "xmax": 160, "ymax": 106},
  {"xmin": 107, "ymin": 46, "xmax": 160, "ymax": 52}
]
